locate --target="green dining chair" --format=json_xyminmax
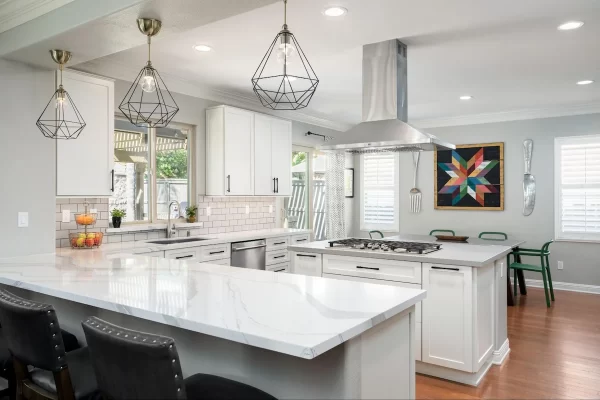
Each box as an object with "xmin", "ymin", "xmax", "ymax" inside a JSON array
[
  {"xmin": 478, "ymin": 231, "xmax": 508, "ymax": 241},
  {"xmin": 507, "ymin": 241, "xmax": 555, "ymax": 307},
  {"xmin": 429, "ymin": 229, "xmax": 456, "ymax": 236},
  {"xmin": 369, "ymin": 230, "xmax": 384, "ymax": 239}
]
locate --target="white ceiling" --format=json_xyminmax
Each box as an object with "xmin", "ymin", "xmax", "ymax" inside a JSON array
[
  {"xmin": 0, "ymin": 0, "xmax": 75, "ymax": 34},
  {"xmin": 51, "ymin": 0, "xmax": 600, "ymax": 127}
]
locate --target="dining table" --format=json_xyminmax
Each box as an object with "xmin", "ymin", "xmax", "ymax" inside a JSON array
[{"xmin": 386, "ymin": 234, "xmax": 526, "ymax": 306}]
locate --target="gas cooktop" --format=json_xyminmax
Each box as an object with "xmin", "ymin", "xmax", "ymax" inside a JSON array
[{"xmin": 328, "ymin": 238, "xmax": 441, "ymax": 255}]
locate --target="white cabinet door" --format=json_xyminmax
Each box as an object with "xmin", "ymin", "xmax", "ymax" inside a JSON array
[
  {"xmin": 224, "ymin": 107, "xmax": 253, "ymax": 195},
  {"xmin": 56, "ymin": 71, "xmax": 114, "ymax": 196},
  {"xmin": 290, "ymin": 252, "xmax": 322, "ymax": 276},
  {"xmin": 254, "ymin": 115, "xmax": 291, "ymax": 196},
  {"xmin": 270, "ymin": 118, "xmax": 292, "ymax": 196},
  {"xmin": 422, "ymin": 264, "xmax": 473, "ymax": 372},
  {"xmin": 254, "ymin": 114, "xmax": 274, "ymax": 195},
  {"xmin": 165, "ymin": 248, "xmax": 201, "ymax": 261}
]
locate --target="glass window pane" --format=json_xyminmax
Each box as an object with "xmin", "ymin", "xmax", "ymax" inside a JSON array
[
  {"xmin": 285, "ymin": 151, "xmax": 309, "ymax": 229},
  {"xmin": 110, "ymin": 121, "xmax": 150, "ymax": 222},
  {"xmin": 155, "ymin": 127, "xmax": 189, "ymax": 220}
]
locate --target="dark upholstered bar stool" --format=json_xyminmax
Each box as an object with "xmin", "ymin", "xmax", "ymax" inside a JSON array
[
  {"xmin": 82, "ymin": 317, "xmax": 277, "ymax": 400},
  {"xmin": 0, "ymin": 289, "xmax": 98, "ymax": 400}
]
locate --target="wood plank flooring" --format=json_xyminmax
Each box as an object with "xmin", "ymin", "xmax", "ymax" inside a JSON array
[{"xmin": 417, "ymin": 288, "xmax": 600, "ymax": 399}]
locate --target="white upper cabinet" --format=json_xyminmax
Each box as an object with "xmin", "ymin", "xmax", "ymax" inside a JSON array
[
  {"xmin": 254, "ymin": 114, "xmax": 292, "ymax": 196},
  {"xmin": 56, "ymin": 71, "xmax": 114, "ymax": 197},
  {"xmin": 206, "ymin": 106, "xmax": 291, "ymax": 196},
  {"xmin": 206, "ymin": 106, "xmax": 254, "ymax": 196}
]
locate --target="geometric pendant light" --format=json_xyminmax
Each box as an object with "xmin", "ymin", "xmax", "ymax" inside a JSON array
[
  {"xmin": 36, "ymin": 50, "xmax": 86, "ymax": 139},
  {"xmin": 251, "ymin": 0, "xmax": 319, "ymax": 110},
  {"xmin": 119, "ymin": 18, "xmax": 179, "ymax": 128}
]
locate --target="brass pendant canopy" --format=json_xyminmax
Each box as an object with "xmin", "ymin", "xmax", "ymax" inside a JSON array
[
  {"xmin": 119, "ymin": 18, "xmax": 179, "ymax": 128},
  {"xmin": 36, "ymin": 49, "xmax": 86, "ymax": 139}
]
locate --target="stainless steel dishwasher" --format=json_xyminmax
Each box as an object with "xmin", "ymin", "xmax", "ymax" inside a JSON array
[{"xmin": 231, "ymin": 239, "xmax": 266, "ymax": 270}]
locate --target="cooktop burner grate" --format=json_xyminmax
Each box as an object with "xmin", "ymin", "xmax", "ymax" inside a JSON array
[{"xmin": 328, "ymin": 238, "xmax": 441, "ymax": 254}]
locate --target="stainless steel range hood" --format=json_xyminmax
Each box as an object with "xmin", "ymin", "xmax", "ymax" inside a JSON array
[{"xmin": 320, "ymin": 40, "xmax": 455, "ymax": 153}]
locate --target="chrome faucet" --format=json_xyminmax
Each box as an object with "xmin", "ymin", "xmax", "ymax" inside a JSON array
[{"xmin": 167, "ymin": 200, "xmax": 180, "ymax": 238}]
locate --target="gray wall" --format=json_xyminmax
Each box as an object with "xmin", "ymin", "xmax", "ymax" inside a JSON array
[
  {"xmin": 353, "ymin": 113, "xmax": 600, "ymax": 286},
  {"xmin": 0, "ymin": 59, "xmax": 56, "ymax": 257}
]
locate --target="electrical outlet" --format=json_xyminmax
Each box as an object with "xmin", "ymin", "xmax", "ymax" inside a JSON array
[
  {"xmin": 206, "ymin": 207, "xmax": 211, "ymax": 216},
  {"xmin": 269, "ymin": 205, "xmax": 273, "ymax": 213},
  {"xmin": 245, "ymin": 205, "xmax": 250, "ymax": 215},
  {"xmin": 62, "ymin": 210, "xmax": 71, "ymax": 223},
  {"xmin": 17, "ymin": 212, "xmax": 28, "ymax": 228},
  {"xmin": 557, "ymin": 261, "xmax": 564, "ymax": 270}
]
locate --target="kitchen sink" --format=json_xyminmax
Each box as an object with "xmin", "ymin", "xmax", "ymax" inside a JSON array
[{"xmin": 147, "ymin": 238, "xmax": 212, "ymax": 245}]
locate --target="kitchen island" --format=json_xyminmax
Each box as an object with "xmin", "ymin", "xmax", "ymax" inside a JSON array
[
  {"xmin": 288, "ymin": 236, "xmax": 514, "ymax": 386},
  {"xmin": 0, "ymin": 252, "xmax": 424, "ymax": 399}
]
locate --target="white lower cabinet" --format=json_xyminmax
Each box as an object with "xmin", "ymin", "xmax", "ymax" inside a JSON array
[
  {"xmin": 143, "ymin": 251, "xmax": 165, "ymax": 258},
  {"xmin": 421, "ymin": 263, "xmax": 493, "ymax": 373},
  {"xmin": 165, "ymin": 248, "xmax": 200, "ymax": 261},
  {"xmin": 267, "ymin": 262, "xmax": 290, "ymax": 273},
  {"xmin": 165, "ymin": 243, "xmax": 230, "ymax": 262},
  {"xmin": 209, "ymin": 258, "xmax": 231, "ymax": 266},
  {"xmin": 290, "ymin": 252, "xmax": 322, "ymax": 276},
  {"xmin": 322, "ymin": 273, "xmax": 422, "ymax": 361}
]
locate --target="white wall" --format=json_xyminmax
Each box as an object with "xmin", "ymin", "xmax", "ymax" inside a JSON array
[
  {"xmin": 353, "ymin": 113, "xmax": 600, "ymax": 286},
  {"xmin": 0, "ymin": 59, "xmax": 55, "ymax": 257}
]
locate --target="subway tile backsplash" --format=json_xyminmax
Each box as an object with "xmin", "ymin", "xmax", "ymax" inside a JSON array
[{"xmin": 56, "ymin": 196, "xmax": 276, "ymax": 248}]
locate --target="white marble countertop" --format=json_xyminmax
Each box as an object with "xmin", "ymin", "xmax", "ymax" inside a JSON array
[
  {"xmin": 57, "ymin": 228, "xmax": 312, "ymax": 258},
  {"xmin": 288, "ymin": 238, "xmax": 515, "ymax": 267},
  {"xmin": 0, "ymin": 253, "xmax": 424, "ymax": 359}
]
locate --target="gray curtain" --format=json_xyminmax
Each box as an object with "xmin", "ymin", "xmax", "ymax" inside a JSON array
[{"xmin": 325, "ymin": 152, "xmax": 346, "ymax": 239}]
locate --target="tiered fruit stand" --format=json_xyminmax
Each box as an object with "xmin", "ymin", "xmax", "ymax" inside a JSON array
[{"xmin": 69, "ymin": 202, "xmax": 104, "ymax": 249}]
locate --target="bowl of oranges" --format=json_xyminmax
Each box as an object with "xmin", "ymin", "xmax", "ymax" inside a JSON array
[
  {"xmin": 69, "ymin": 232, "xmax": 103, "ymax": 249},
  {"xmin": 75, "ymin": 213, "xmax": 96, "ymax": 226}
]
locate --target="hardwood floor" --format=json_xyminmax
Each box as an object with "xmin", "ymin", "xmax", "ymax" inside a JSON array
[{"xmin": 417, "ymin": 288, "xmax": 600, "ymax": 399}]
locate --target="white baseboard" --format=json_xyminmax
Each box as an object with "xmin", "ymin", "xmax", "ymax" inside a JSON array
[
  {"xmin": 525, "ymin": 279, "xmax": 600, "ymax": 295},
  {"xmin": 416, "ymin": 358, "xmax": 493, "ymax": 387},
  {"xmin": 492, "ymin": 338, "xmax": 510, "ymax": 365}
]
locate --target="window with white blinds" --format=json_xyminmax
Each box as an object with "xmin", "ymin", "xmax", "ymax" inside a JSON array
[
  {"xmin": 555, "ymin": 135, "xmax": 600, "ymax": 241},
  {"xmin": 360, "ymin": 153, "xmax": 399, "ymax": 231}
]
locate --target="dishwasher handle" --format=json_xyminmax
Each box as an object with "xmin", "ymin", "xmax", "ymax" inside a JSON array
[{"xmin": 232, "ymin": 244, "xmax": 266, "ymax": 251}]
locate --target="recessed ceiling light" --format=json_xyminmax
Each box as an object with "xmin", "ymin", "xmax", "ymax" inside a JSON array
[
  {"xmin": 459, "ymin": 95, "xmax": 473, "ymax": 100},
  {"xmin": 558, "ymin": 21, "xmax": 584, "ymax": 31},
  {"xmin": 193, "ymin": 44, "xmax": 212, "ymax": 52},
  {"xmin": 577, "ymin": 80, "xmax": 594, "ymax": 85},
  {"xmin": 322, "ymin": 6, "xmax": 348, "ymax": 17}
]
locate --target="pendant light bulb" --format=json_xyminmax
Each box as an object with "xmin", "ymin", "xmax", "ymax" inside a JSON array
[
  {"xmin": 276, "ymin": 42, "xmax": 296, "ymax": 64},
  {"xmin": 140, "ymin": 70, "xmax": 157, "ymax": 93}
]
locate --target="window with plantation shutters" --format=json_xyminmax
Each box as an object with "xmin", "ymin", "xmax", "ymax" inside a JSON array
[
  {"xmin": 360, "ymin": 153, "xmax": 399, "ymax": 231},
  {"xmin": 555, "ymin": 135, "xmax": 600, "ymax": 241}
]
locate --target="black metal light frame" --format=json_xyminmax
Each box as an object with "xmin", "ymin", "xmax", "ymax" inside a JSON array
[
  {"xmin": 119, "ymin": 18, "xmax": 179, "ymax": 128},
  {"xmin": 251, "ymin": 0, "xmax": 319, "ymax": 110},
  {"xmin": 36, "ymin": 50, "xmax": 86, "ymax": 139}
]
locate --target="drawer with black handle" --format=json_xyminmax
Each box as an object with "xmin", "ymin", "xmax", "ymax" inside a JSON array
[
  {"xmin": 266, "ymin": 236, "xmax": 289, "ymax": 251},
  {"xmin": 322, "ymin": 254, "xmax": 421, "ymax": 284},
  {"xmin": 267, "ymin": 262, "xmax": 290, "ymax": 273},
  {"xmin": 266, "ymin": 249, "xmax": 290, "ymax": 266}
]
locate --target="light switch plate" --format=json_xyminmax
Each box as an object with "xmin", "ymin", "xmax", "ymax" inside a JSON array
[
  {"xmin": 62, "ymin": 210, "xmax": 71, "ymax": 223},
  {"xmin": 269, "ymin": 205, "xmax": 273, "ymax": 213},
  {"xmin": 558, "ymin": 261, "xmax": 564, "ymax": 270},
  {"xmin": 245, "ymin": 205, "xmax": 250, "ymax": 215},
  {"xmin": 206, "ymin": 207, "xmax": 211, "ymax": 216},
  {"xmin": 18, "ymin": 212, "xmax": 28, "ymax": 228}
]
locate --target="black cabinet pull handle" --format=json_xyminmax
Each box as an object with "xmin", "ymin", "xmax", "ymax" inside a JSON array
[
  {"xmin": 176, "ymin": 255, "xmax": 194, "ymax": 259},
  {"xmin": 356, "ymin": 266, "xmax": 379, "ymax": 271},
  {"xmin": 209, "ymin": 250, "xmax": 225, "ymax": 255},
  {"xmin": 275, "ymin": 177, "xmax": 279, "ymax": 193},
  {"xmin": 295, "ymin": 238, "xmax": 307, "ymax": 242},
  {"xmin": 274, "ymin": 268, "xmax": 286, "ymax": 272},
  {"xmin": 274, "ymin": 241, "xmax": 286, "ymax": 245},
  {"xmin": 226, "ymin": 175, "xmax": 231, "ymax": 193},
  {"xmin": 297, "ymin": 254, "xmax": 316, "ymax": 258},
  {"xmin": 111, "ymin": 169, "xmax": 114, "ymax": 192},
  {"xmin": 274, "ymin": 255, "xmax": 286, "ymax": 259},
  {"xmin": 273, "ymin": 177, "xmax": 276, "ymax": 193},
  {"xmin": 431, "ymin": 266, "xmax": 460, "ymax": 271}
]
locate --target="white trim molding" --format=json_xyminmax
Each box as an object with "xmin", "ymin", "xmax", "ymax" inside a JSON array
[
  {"xmin": 492, "ymin": 338, "xmax": 510, "ymax": 365},
  {"xmin": 0, "ymin": 0, "xmax": 74, "ymax": 34},
  {"xmin": 416, "ymin": 358, "xmax": 493, "ymax": 387},
  {"xmin": 412, "ymin": 102, "xmax": 600, "ymax": 129},
  {"xmin": 525, "ymin": 279, "xmax": 600, "ymax": 295}
]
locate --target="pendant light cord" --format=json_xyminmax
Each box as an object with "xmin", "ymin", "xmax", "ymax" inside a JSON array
[
  {"xmin": 59, "ymin": 63, "xmax": 63, "ymax": 87},
  {"xmin": 283, "ymin": 0, "xmax": 287, "ymax": 28},
  {"xmin": 147, "ymin": 35, "xmax": 152, "ymax": 65}
]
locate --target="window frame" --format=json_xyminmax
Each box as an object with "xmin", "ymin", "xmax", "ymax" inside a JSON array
[
  {"xmin": 360, "ymin": 152, "xmax": 400, "ymax": 232},
  {"xmin": 554, "ymin": 134, "xmax": 600, "ymax": 243},
  {"xmin": 113, "ymin": 116, "xmax": 195, "ymax": 225}
]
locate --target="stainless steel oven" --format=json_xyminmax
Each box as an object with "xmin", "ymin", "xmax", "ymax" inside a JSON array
[{"xmin": 231, "ymin": 239, "xmax": 266, "ymax": 270}]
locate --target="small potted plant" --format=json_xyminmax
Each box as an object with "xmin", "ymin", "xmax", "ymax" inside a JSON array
[
  {"xmin": 185, "ymin": 205, "xmax": 198, "ymax": 223},
  {"xmin": 110, "ymin": 208, "xmax": 126, "ymax": 228}
]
